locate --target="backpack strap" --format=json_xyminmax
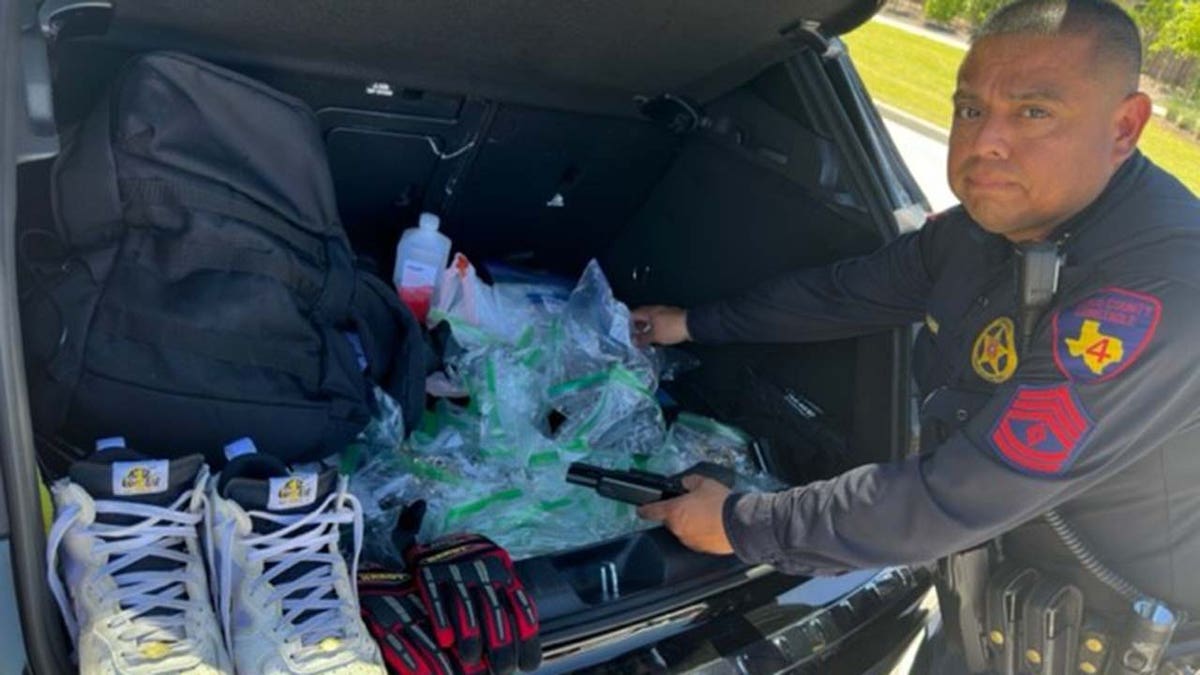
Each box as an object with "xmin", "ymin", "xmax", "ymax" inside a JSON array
[
  {"xmin": 120, "ymin": 177, "xmax": 330, "ymax": 263},
  {"xmin": 91, "ymin": 307, "xmax": 322, "ymax": 391},
  {"xmin": 120, "ymin": 176, "xmax": 359, "ymax": 316},
  {"xmin": 313, "ymin": 238, "xmax": 356, "ymax": 325},
  {"xmin": 349, "ymin": 270, "xmax": 433, "ymax": 434}
]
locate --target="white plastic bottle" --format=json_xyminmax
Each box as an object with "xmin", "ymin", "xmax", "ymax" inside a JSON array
[{"xmin": 393, "ymin": 212, "xmax": 451, "ymax": 323}]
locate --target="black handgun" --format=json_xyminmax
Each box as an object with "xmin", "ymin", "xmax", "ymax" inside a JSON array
[{"xmin": 566, "ymin": 463, "xmax": 686, "ymax": 506}]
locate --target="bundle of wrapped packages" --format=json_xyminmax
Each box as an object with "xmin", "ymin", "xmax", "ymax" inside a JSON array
[{"xmin": 349, "ymin": 256, "xmax": 779, "ymax": 564}]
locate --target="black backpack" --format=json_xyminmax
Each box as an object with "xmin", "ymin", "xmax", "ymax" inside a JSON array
[{"xmin": 20, "ymin": 52, "xmax": 430, "ymax": 467}]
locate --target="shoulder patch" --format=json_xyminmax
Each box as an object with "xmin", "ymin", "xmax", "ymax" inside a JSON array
[
  {"xmin": 989, "ymin": 384, "xmax": 1094, "ymax": 476},
  {"xmin": 1053, "ymin": 287, "xmax": 1161, "ymax": 384}
]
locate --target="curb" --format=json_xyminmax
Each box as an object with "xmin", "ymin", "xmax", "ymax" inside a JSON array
[{"xmin": 876, "ymin": 102, "xmax": 950, "ymax": 143}]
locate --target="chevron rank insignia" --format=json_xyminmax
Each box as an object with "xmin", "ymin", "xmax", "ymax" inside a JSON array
[{"xmin": 989, "ymin": 384, "xmax": 1094, "ymax": 475}]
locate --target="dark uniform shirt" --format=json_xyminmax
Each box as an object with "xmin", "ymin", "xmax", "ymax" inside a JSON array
[{"xmin": 688, "ymin": 152, "xmax": 1200, "ymax": 612}]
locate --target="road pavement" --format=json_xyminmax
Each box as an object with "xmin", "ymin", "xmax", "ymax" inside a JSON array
[{"xmin": 882, "ymin": 117, "xmax": 958, "ymax": 213}]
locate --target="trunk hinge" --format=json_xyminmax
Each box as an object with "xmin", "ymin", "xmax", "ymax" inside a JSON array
[
  {"xmin": 780, "ymin": 20, "xmax": 843, "ymax": 61},
  {"xmin": 38, "ymin": 0, "xmax": 112, "ymax": 41}
]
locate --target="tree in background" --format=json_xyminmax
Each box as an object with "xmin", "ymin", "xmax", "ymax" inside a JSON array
[
  {"xmin": 923, "ymin": 0, "xmax": 1008, "ymax": 26},
  {"xmin": 919, "ymin": 0, "xmax": 1200, "ymax": 96},
  {"xmin": 964, "ymin": 0, "xmax": 1010, "ymax": 24},
  {"xmin": 1137, "ymin": 0, "xmax": 1179, "ymax": 44},
  {"xmin": 1151, "ymin": 0, "xmax": 1200, "ymax": 58},
  {"xmin": 923, "ymin": 0, "xmax": 966, "ymax": 23},
  {"xmin": 1138, "ymin": 0, "xmax": 1199, "ymax": 114}
]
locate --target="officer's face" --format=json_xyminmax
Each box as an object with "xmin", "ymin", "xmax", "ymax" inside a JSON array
[{"xmin": 948, "ymin": 32, "xmax": 1151, "ymax": 242}]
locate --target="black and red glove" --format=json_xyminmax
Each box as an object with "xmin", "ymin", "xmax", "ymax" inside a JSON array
[
  {"xmin": 359, "ymin": 570, "xmax": 468, "ymax": 675},
  {"xmin": 405, "ymin": 534, "xmax": 541, "ymax": 675}
]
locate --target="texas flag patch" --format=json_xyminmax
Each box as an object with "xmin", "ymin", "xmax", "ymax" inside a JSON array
[
  {"xmin": 1053, "ymin": 288, "xmax": 1161, "ymax": 384},
  {"xmin": 989, "ymin": 384, "xmax": 1094, "ymax": 475}
]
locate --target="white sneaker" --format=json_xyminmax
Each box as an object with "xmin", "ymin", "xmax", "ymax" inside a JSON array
[
  {"xmin": 46, "ymin": 444, "xmax": 232, "ymax": 674},
  {"xmin": 207, "ymin": 453, "xmax": 384, "ymax": 674}
]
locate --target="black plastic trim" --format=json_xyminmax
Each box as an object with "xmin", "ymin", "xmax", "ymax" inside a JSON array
[
  {"xmin": 1, "ymin": 1, "xmax": 73, "ymax": 671},
  {"xmin": 540, "ymin": 566, "xmax": 934, "ymax": 673},
  {"xmin": 16, "ymin": 22, "xmax": 58, "ymax": 163},
  {"xmin": 828, "ymin": 37, "xmax": 929, "ymax": 215},
  {"xmin": 785, "ymin": 52, "xmax": 894, "ymax": 241},
  {"xmin": 784, "ymin": 51, "xmax": 914, "ymax": 462}
]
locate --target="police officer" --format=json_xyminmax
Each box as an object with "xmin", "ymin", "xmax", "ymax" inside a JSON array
[{"xmin": 635, "ymin": 0, "xmax": 1200, "ymax": 667}]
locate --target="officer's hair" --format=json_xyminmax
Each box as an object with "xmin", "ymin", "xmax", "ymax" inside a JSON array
[{"xmin": 974, "ymin": 0, "xmax": 1142, "ymax": 93}]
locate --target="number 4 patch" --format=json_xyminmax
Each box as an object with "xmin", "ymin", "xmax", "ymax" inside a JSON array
[{"xmin": 1053, "ymin": 288, "xmax": 1161, "ymax": 384}]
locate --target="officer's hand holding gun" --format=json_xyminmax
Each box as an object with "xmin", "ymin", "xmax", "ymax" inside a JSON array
[{"xmin": 567, "ymin": 462, "xmax": 736, "ymax": 556}]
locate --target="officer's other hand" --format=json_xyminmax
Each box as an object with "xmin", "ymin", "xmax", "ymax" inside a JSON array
[
  {"xmin": 630, "ymin": 305, "xmax": 690, "ymax": 347},
  {"xmin": 637, "ymin": 475, "xmax": 734, "ymax": 555}
]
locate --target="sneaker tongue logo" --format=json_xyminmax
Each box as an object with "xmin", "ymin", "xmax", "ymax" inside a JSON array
[
  {"xmin": 268, "ymin": 474, "xmax": 318, "ymax": 510},
  {"xmin": 112, "ymin": 460, "xmax": 169, "ymax": 496}
]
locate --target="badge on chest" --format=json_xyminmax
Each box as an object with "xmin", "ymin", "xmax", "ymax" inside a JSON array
[{"xmin": 972, "ymin": 316, "xmax": 1019, "ymax": 383}]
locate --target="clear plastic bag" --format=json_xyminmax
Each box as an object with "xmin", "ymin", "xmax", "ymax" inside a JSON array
[
  {"xmin": 554, "ymin": 260, "xmax": 657, "ymax": 390},
  {"xmin": 646, "ymin": 413, "xmax": 785, "ymax": 492},
  {"xmin": 546, "ymin": 364, "xmax": 665, "ymax": 458},
  {"xmin": 351, "ymin": 261, "xmax": 774, "ymax": 563},
  {"xmin": 426, "ymin": 463, "xmax": 649, "ymax": 559},
  {"xmin": 457, "ymin": 341, "xmax": 555, "ymax": 466},
  {"xmin": 350, "ymin": 436, "xmax": 647, "ymax": 561}
]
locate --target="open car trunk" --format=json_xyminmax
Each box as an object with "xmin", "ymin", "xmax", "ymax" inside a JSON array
[{"xmin": 6, "ymin": 2, "xmax": 936, "ymax": 672}]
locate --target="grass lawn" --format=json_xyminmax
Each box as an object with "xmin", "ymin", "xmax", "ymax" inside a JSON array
[{"xmin": 843, "ymin": 20, "xmax": 1200, "ymax": 195}]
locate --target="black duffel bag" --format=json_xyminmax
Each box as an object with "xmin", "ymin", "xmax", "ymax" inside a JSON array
[{"xmin": 20, "ymin": 51, "xmax": 430, "ymax": 467}]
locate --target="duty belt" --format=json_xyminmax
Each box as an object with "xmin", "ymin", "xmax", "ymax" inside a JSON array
[{"xmin": 940, "ymin": 548, "xmax": 1194, "ymax": 675}]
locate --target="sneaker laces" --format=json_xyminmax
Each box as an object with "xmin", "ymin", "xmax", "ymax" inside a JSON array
[
  {"xmin": 217, "ymin": 479, "xmax": 364, "ymax": 661},
  {"xmin": 47, "ymin": 488, "xmax": 208, "ymax": 667}
]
